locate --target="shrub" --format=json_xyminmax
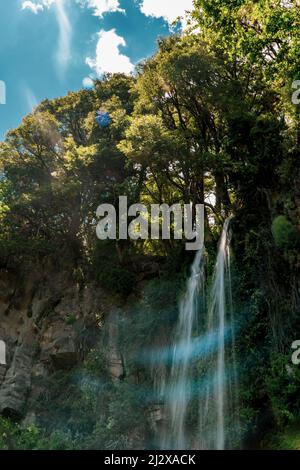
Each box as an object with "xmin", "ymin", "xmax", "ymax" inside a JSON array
[{"xmin": 272, "ymin": 216, "xmax": 298, "ymax": 249}]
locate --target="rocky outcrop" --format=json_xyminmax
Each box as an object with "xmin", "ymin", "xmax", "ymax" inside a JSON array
[
  {"xmin": 0, "ymin": 265, "xmax": 149, "ymax": 431},
  {"xmin": 0, "ymin": 267, "xmax": 109, "ymax": 420},
  {"xmin": 0, "ymin": 332, "xmax": 37, "ymax": 418},
  {"xmin": 0, "ymin": 261, "xmax": 163, "ymax": 451},
  {"xmin": 40, "ymin": 322, "xmax": 77, "ymax": 369}
]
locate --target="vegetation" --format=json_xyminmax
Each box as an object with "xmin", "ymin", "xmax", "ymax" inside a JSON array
[{"xmin": 0, "ymin": 0, "xmax": 299, "ymax": 450}]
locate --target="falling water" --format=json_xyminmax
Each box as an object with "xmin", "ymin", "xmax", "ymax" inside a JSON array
[
  {"xmin": 164, "ymin": 248, "xmax": 205, "ymax": 449},
  {"xmin": 199, "ymin": 217, "xmax": 239, "ymax": 449},
  {"xmin": 161, "ymin": 218, "xmax": 239, "ymax": 450}
]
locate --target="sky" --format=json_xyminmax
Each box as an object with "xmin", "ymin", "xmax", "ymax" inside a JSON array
[{"xmin": 0, "ymin": 0, "xmax": 194, "ymax": 140}]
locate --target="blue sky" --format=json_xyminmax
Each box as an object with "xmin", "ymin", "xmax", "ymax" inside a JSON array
[{"xmin": 0, "ymin": 0, "xmax": 193, "ymax": 140}]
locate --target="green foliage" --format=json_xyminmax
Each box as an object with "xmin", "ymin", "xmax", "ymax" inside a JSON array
[
  {"xmin": 266, "ymin": 354, "xmax": 300, "ymax": 427},
  {"xmin": 92, "ymin": 241, "xmax": 136, "ymax": 296},
  {"xmin": 264, "ymin": 425, "xmax": 300, "ymax": 450},
  {"xmin": 83, "ymin": 382, "xmax": 147, "ymax": 450},
  {"xmin": 97, "ymin": 264, "xmax": 136, "ymax": 297},
  {"xmin": 272, "ymin": 216, "xmax": 298, "ymax": 249},
  {"xmin": 0, "ymin": 417, "xmax": 74, "ymax": 450},
  {"xmin": 0, "ymin": 0, "xmax": 299, "ymax": 450}
]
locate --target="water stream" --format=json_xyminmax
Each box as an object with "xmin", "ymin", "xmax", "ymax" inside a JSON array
[
  {"xmin": 165, "ymin": 248, "xmax": 205, "ymax": 449},
  {"xmin": 162, "ymin": 218, "xmax": 239, "ymax": 449}
]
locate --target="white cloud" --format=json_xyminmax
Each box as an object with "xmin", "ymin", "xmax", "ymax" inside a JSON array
[
  {"xmin": 21, "ymin": 1, "xmax": 44, "ymax": 13},
  {"xmin": 82, "ymin": 76, "xmax": 94, "ymax": 88},
  {"xmin": 139, "ymin": 0, "xmax": 194, "ymax": 27},
  {"xmin": 21, "ymin": 0, "xmax": 56, "ymax": 13},
  {"xmin": 86, "ymin": 29, "xmax": 134, "ymax": 76},
  {"xmin": 79, "ymin": 0, "xmax": 125, "ymax": 18}
]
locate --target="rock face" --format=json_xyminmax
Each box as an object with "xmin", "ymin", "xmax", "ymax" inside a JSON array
[
  {"xmin": 0, "ymin": 265, "xmax": 150, "ymax": 444},
  {"xmin": 0, "ymin": 332, "xmax": 37, "ymax": 418},
  {"xmin": 0, "ymin": 267, "xmax": 109, "ymax": 420},
  {"xmin": 40, "ymin": 323, "xmax": 77, "ymax": 369}
]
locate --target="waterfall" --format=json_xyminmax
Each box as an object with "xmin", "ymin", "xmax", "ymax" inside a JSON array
[
  {"xmin": 199, "ymin": 217, "xmax": 239, "ymax": 449},
  {"xmin": 161, "ymin": 218, "xmax": 239, "ymax": 450},
  {"xmin": 164, "ymin": 248, "xmax": 205, "ymax": 450}
]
